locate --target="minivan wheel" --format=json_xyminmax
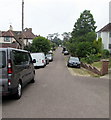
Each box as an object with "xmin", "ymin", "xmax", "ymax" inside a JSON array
[
  {"xmin": 30, "ymin": 78, "xmax": 35, "ymax": 83},
  {"xmin": 14, "ymin": 82, "xmax": 22, "ymax": 99}
]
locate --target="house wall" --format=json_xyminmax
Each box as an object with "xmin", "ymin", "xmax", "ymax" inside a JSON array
[
  {"xmin": 97, "ymin": 32, "xmax": 109, "ymax": 50},
  {"xmin": 101, "ymin": 32, "xmax": 109, "ymax": 50},
  {"xmin": 0, "ymin": 37, "xmax": 16, "ymax": 43},
  {"xmin": 28, "ymin": 39, "xmax": 33, "ymax": 44},
  {"xmin": 0, "ymin": 37, "xmax": 4, "ymax": 43}
]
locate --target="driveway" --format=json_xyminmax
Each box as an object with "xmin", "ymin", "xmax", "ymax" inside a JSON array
[{"xmin": 2, "ymin": 47, "xmax": 109, "ymax": 118}]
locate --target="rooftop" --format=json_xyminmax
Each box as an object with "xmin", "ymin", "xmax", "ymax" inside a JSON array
[{"xmin": 98, "ymin": 23, "xmax": 111, "ymax": 32}]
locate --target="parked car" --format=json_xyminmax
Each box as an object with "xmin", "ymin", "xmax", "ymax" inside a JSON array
[
  {"xmin": 45, "ymin": 56, "xmax": 49, "ymax": 64},
  {"xmin": 31, "ymin": 53, "xmax": 46, "ymax": 68},
  {"xmin": 62, "ymin": 47, "xmax": 66, "ymax": 53},
  {"xmin": 49, "ymin": 50, "xmax": 53, "ymax": 54},
  {"xmin": 0, "ymin": 48, "xmax": 36, "ymax": 99},
  {"xmin": 64, "ymin": 50, "xmax": 69, "ymax": 55},
  {"xmin": 46, "ymin": 54, "xmax": 53, "ymax": 62},
  {"xmin": 67, "ymin": 57, "xmax": 81, "ymax": 68}
]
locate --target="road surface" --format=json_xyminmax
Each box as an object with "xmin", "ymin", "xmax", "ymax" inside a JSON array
[{"xmin": 2, "ymin": 47, "xmax": 109, "ymax": 118}]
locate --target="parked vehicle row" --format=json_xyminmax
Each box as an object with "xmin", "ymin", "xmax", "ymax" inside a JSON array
[
  {"xmin": 31, "ymin": 53, "xmax": 53, "ymax": 68},
  {"xmin": 1, "ymin": 48, "xmax": 53, "ymax": 100}
]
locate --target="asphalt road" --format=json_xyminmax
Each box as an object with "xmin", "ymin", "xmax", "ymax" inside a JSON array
[{"xmin": 2, "ymin": 47, "xmax": 109, "ymax": 118}]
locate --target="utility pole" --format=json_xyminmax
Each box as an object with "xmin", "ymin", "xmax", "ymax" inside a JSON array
[
  {"xmin": 22, "ymin": 0, "xmax": 24, "ymax": 49},
  {"xmin": 22, "ymin": 0, "xmax": 24, "ymax": 31}
]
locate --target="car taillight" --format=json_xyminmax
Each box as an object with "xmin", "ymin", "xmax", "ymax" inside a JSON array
[
  {"xmin": 8, "ymin": 59, "xmax": 13, "ymax": 74},
  {"xmin": 42, "ymin": 60, "xmax": 44, "ymax": 63}
]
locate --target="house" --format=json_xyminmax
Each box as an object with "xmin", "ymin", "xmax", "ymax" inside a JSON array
[
  {"xmin": 18, "ymin": 28, "xmax": 36, "ymax": 46},
  {"xmin": 97, "ymin": 23, "xmax": 111, "ymax": 53},
  {"xmin": 0, "ymin": 26, "xmax": 23, "ymax": 48},
  {"xmin": 0, "ymin": 26, "xmax": 36, "ymax": 49}
]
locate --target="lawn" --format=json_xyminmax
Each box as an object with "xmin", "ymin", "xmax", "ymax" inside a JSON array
[{"xmin": 91, "ymin": 61, "xmax": 102, "ymax": 70}]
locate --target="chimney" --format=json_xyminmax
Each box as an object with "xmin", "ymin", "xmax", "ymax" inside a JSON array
[
  {"xmin": 9, "ymin": 25, "xmax": 13, "ymax": 31},
  {"xmin": 29, "ymin": 28, "xmax": 32, "ymax": 32}
]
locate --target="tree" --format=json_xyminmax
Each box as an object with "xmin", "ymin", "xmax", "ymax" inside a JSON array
[
  {"xmin": 32, "ymin": 36, "xmax": 51, "ymax": 54},
  {"xmin": 67, "ymin": 10, "xmax": 97, "ymax": 57},
  {"xmin": 71, "ymin": 10, "xmax": 97, "ymax": 42}
]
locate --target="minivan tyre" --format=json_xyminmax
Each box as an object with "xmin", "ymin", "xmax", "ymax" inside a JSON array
[
  {"xmin": 30, "ymin": 78, "xmax": 35, "ymax": 83},
  {"xmin": 14, "ymin": 82, "xmax": 22, "ymax": 99}
]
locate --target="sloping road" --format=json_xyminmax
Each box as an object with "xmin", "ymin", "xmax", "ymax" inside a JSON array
[{"xmin": 2, "ymin": 47, "xmax": 109, "ymax": 118}]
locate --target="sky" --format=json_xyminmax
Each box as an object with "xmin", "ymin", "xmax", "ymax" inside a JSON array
[{"xmin": 0, "ymin": 0, "xmax": 111, "ymax": 38}]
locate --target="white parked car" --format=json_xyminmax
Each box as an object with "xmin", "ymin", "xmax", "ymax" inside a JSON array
[{"xmin": 31, "ymin": 53, "xmax": 46, "ymax": 67}]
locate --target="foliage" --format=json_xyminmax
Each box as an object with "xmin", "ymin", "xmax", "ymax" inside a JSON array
[
  {"xmin": 52, "ymin": 37, "xmax": 62, "ymax": 46},
  {"xmin": 101, "ymin": 49, "xmax": 110, "ymax": 59},
  {"xmin": 81, "ymin": 54, "xmax": 101, "ymax": 64},
  {"xmin": 66, "ymin": 10, "xmax": 97, "ymax": 57},
  {"xmin": 93, "ymin": 38, "xmax": 103, "ymax": 54},
  {"xmin": 31, "ymin": 36, "xmax": 51, "ymax": 54},
  {"xmin": 71, "ymin": 10, "xmax": 97, "ymax": 40}
]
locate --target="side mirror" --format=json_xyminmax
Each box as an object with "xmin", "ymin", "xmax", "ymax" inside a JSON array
[{"xmin": 32, "ymin": 59, "xmax": 36, "ymax": 63}]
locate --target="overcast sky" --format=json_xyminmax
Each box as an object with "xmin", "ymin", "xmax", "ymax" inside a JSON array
[{"xmin": 0, "ymin": 0, "xmax": 111, "ymax": 38}]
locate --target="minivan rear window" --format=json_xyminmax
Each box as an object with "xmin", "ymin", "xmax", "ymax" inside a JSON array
[{"xmin": 0, "ymin": 51, "xmax": 6, "ymax": 68}]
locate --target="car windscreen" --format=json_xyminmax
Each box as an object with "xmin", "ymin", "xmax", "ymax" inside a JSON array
[
  {"xmin": 0, "ymin": 51, "xmax": 6, "ymax": 68},
  {"xmin": 46, "ymin": 54, "xmax": 51, "ymax": 57},
  {"xmin": 70, "ymin": 57, "xmax": 79, "ymax": 61}
]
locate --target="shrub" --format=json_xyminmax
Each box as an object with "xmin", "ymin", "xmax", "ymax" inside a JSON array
[{"xmin": 102, "ymin": 49, "xmax": 110, "ymax": 59}]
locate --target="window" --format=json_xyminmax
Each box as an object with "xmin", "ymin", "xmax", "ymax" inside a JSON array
[
  {"xmin": 4, "ymin": 37, "xmax": 11, "ymax": 42},
  {"xmin": 12, "ymin": 51, "xmax": 30, "ymax": 65},
  {"xmin": 98, "ymin": 32, "xmax": 101, "ymax": 38},
  {"xmin": 0, "ymin": 51, "xmax": 6, "ymax": 68},
  {"xmin": 109, "ymin": 32, "xmax": 111, "ymax": 38}
]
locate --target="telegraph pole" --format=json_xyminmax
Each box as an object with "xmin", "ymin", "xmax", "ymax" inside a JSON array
[
  {"xmin": 22, "ymin": 0, "xmax": 24, "ymax": 49},
  {"xmin": 22, "ymin": 0, "xmax": 24, "ymax": 31}
]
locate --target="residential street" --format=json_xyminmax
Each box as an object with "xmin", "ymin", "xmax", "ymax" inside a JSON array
[{"xmin": 2, "ymin": 47, "xmax": 109, "ymax": 118}]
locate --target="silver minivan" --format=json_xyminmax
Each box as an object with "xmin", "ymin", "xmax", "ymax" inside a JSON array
[{"xmin": 0, "ymin": 48, "xmax": 36, "ymax": 99}]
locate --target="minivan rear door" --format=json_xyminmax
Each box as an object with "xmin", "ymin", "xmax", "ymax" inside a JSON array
[{"xmin": 0, "ymin": 49, "xmax": 8, "ymax": 92}]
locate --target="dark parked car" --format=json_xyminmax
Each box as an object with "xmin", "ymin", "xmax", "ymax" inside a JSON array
[
  {"xmin": 67, "ymin": 57, "xmax": 81, "ymax": 68},
  {"xmin": 0, "ymin": 48, "xmax": 36, "ymax": 99}
]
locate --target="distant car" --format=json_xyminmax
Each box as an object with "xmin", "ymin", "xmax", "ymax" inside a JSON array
[
  {"xmin": 46, "ymin": 54, "xmax": 53, "ymax": 62},
  {"xmin": 49, "ymin": 50, "xmax": 53, "ymax": 54},
  {"xmin": 67, "ymin": 57, "xmax": 81, "ymax": 68},
  {"xmin": 64, "ymin": 51, "xmax": 69, "ymax": 55},
  {"xmin": 62, "ymin": 47, "xmax": 66, "ymax": 53},
  {"xmin": 31, "ymin": 53, "xmax": 46, "ymax": 68},
  {"xmin": 45, "ymin": 56, "xmax": 49, "ymax": 64}
]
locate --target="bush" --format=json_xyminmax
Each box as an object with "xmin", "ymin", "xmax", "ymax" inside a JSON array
[
  {"xmin": 102, "ymin": 49, "xmax": 110, "ymax": 59},
  {"xmin": 81, "ymin": 54, "xmax": 101, "ymax": 64}
]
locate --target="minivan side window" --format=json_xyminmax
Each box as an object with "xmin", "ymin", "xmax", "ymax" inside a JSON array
[
  {"xmin": 12, "ymin": 51, "xmax": 30, "ymax": 65},
  {"xmin": 0, "ymin": 51, "xmax": 6, "ymax": 68}
]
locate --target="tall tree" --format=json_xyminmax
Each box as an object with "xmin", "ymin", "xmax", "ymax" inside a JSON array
[
  {"xmin": 71, "ymin": 10, "xmax": 97, "ymax": 42},
  {"xmin": 66, "ymin": 10, "xmax": 97, "ymax": 57}
]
